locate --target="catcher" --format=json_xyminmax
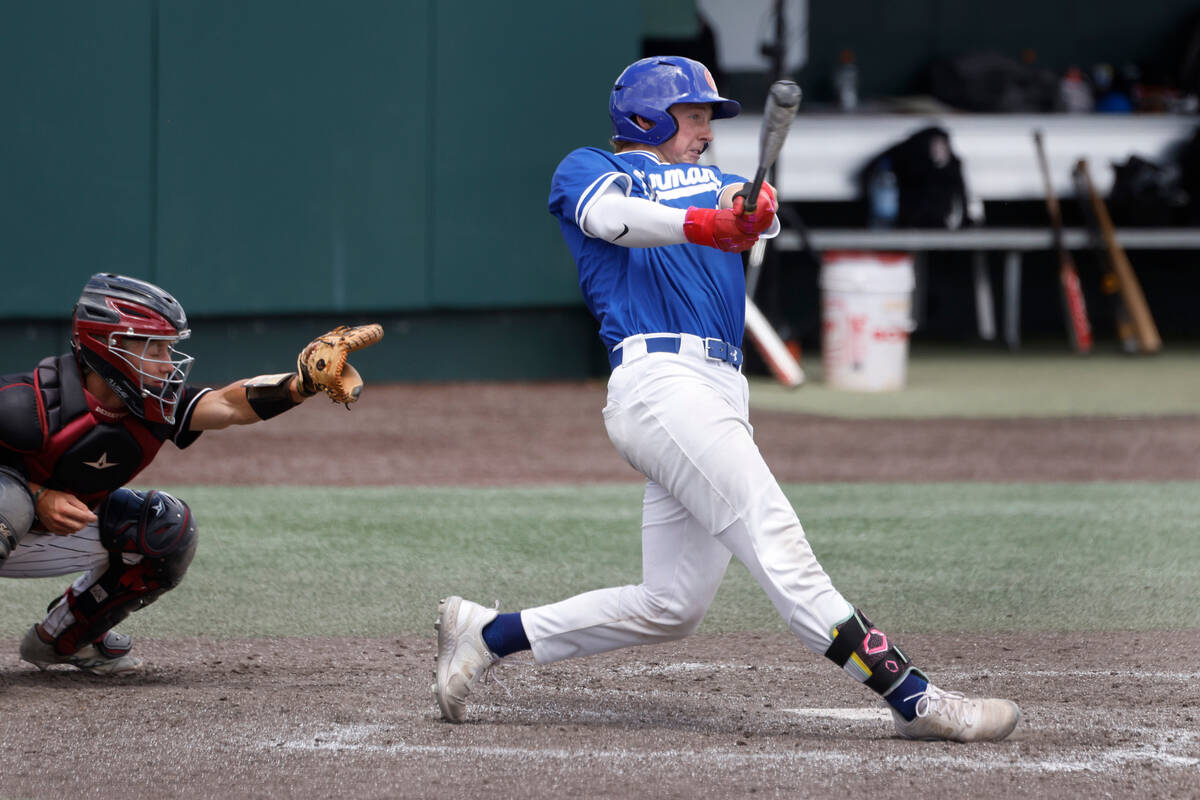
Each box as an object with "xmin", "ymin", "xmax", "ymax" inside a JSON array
[{"xmin": 0, "ymin": 272, "xmax": 382, "ymax": 674}]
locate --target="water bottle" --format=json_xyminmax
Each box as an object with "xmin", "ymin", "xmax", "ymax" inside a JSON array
[
  {"xmin": 1059, "ymin": 66, "xmax": 1093, "ymax": 113},
  {"xmin": 834, "ymin": 49, "xmax": 858, "ymax": 111},
  {"xmin": 868, "ymin": 158, "xmax": 898, "ymax": 228}
]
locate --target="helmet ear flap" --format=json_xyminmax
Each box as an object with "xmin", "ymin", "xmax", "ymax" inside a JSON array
[{"xmin": 628, "ymin": 112, "xmax": 666, "ymax": 137}]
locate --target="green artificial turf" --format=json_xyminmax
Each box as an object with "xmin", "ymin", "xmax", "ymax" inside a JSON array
[{"xmin": 1, "ymin": 482, "xmax": 1194, "ymax": 639}]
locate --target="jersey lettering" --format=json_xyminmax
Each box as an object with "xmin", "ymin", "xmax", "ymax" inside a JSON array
[{"xmin": 646, "ymin": 165, "xmax": 721, "ymax": 200}]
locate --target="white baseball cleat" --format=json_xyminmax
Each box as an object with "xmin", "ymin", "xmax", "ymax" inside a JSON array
[
  {"xmin": 892, "ymin": 684, "xmax": 1021, "ymax": 742},
  {"xmin": 432, "ymin": 596, "xmax": 500, "ymax": 723},
  {"xmin": 19, "ymin": 625, "xmax": 142, "ymax": 676}
]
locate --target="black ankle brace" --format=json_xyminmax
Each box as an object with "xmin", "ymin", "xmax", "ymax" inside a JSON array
[{"xmin": 824, "ymin": 608, "xmax": 912, "ymax": 695}]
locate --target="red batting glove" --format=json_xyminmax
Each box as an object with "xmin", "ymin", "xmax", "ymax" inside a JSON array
[
  {"xmin": 683, "ymin": 207, "xmax": 759, "ymax": 253},
  {"xmin": 731, "ymin": 182, "xmax": 777, "ymax": 235}
]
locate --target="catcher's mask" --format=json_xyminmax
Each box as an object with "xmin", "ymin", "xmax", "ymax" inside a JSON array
[
  {"xmin": 71, "ymin": 273, "xmax": 194, "ymax": 425},
  {"xmin": 609, "ymin": 56, "xmax": 740, "ymax": 147}
]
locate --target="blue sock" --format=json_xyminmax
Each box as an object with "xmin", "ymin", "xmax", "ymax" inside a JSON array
[
  {"xmin": 481, "ymin": 612, "xmax": 531, "ymax": 658},
  {"xmin": 885, "ymin": 669, "xmax": 929, "ymax": 721}
]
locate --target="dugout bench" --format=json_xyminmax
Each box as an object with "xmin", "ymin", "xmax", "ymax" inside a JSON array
[
  {"xmin": 776, "ymin": 227, "xmax": 1200, "ymax": 349},
  {"xmin": 708, "ymin": 112, "xmax": 1200, "ymax": 347}
]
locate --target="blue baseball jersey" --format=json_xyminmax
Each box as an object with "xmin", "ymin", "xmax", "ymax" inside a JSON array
[{"xmin": 548, "ymin": 147, "xmax": 748, "ymax": 351}]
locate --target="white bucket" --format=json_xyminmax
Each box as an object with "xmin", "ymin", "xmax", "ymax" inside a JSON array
[{"xmin": 819, "ymin": 251, "xmax": 915, "ymax": 392}]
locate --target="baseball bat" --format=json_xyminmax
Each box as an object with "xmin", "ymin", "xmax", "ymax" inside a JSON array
[
  {"xmin": 1070, "ymin": 161, "xmax": 1139, "ymax": 353},
  {"xmin": 738, "ymin": 80, "xmax": 802, "ymax": 213},
  {"xmin": 745, "ymin": 295, "xmax": 805, "ymax": 388},
  {"xmin": 739, "ymin": 81, "xmax": 801, "ymax": 292},
  {"xmin": 743, "ymin": 235, "xmax": 804, "ymax": 388},
  {"xmin": 738, "ymin": 80, "xmax": 803, "ymax": 388},
  {"xmin": 1032, "ymin": 129, "xmax": 1093, "ymax": 355},
  {"xmin": 1073, "ymin": 159, "xmax": 1162, "ymax": 354}
]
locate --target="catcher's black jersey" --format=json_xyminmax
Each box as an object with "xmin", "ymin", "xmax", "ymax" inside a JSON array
[{"xmin": 0, "ymin": 354, "xmax": 208, "ymax": 506}]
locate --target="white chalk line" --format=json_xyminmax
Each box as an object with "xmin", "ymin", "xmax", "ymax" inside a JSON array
[
  {"xmin": 254, "ymin": 660, "xmax": 1200, "ymax": 775},
  {"xmin": 611, "ymin": 661, "xmax": 1200, "ymax": 681},
  {"xmin": 264, "ymin": 709, "xmax": 1199, "ymax": 774},
  {"xmin": 784, "ymin": 707, "xmax": 891, "ymax": 721}
]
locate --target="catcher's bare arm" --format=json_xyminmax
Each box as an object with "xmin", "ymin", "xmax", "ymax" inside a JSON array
[
  {"xmin": 187, "ymin": 323, "xmax": 384, "ymax": 431},
  {"xmin": 187, "ymin": 374, "xmax": 308, "ymax": 431}
]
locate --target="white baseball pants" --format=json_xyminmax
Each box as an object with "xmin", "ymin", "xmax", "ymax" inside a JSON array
[{"xmin": 522, "ymin": 333, "xmax": 854, "ymax": 663}]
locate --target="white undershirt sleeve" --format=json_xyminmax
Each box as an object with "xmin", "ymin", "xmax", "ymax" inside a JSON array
[
  {"xmin": 580, "ymin": 182, "xmax": 780, "ymax": 248},
  {"xmin": 761, "ymin": 215, "xmax": 782, "ymax": 239},
  {"xmin": 580, "ymin": 184, "xmax": 688, "ymax": 247}
]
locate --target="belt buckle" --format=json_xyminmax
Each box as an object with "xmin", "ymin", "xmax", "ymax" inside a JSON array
[
  {"xmin": 704, "ymin": 337, "xmax": 742, "ymax": 367},
  {"xmin": 704, "ymin": 337, "xmax": 727, "ymax": 362}
]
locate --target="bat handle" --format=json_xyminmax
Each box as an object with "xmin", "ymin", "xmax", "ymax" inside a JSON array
[{"xmin": 737, "ymin": 167, "xmax": 769, "ymax": 214}]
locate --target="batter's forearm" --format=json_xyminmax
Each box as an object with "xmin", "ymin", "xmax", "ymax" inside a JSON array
[{"xmin": 584, "ymin": 185, "xmax": 779, "ymax": 246}]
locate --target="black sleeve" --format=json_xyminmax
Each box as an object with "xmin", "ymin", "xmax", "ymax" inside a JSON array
[{"xmin": 172, "ymin": 385, "xmax": 212, "ymax": 449}]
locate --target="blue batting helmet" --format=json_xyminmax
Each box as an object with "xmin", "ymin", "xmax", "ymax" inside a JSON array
[{"xmin": 609, "ymin": 56, "xmax": 740, "ymax": 146}]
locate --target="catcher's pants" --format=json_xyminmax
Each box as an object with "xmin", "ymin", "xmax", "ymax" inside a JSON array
[
  {"xmin": 0, "ymin": 523, "xmax": 141, "ymax": 636},
  {"xmin": 522, "ymin": 334, "xmax": 854, "ymax": 663},
  {"xmin": 0, "ymin": 521, "xmax": 118, "ymax": 579}
]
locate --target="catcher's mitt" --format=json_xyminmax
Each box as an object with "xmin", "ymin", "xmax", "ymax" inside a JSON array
[{"xmin": 297, "ymin": 324, "xmax": 384, "ymax": 404}]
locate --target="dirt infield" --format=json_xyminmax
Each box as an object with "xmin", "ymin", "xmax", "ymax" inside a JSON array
[
  {"xmin": 138, "ymin": 382, "xmax": 1200, "ymax": 485},
  {"xmin": 3, "ymin": 382, "xmax": 1198, "ymax": 799}
]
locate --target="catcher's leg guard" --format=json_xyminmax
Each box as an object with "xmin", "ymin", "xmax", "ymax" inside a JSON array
[
  {"xmin": 824, "ymin": 607, "xmax": 913, "ymax": 695},
  {"xmin": 0, "ymin": 467, "xmax": 35, "ymax": 561},
  {"xmin": 42, "ymin": 488, "xmax": 197, "ymax": 655}
]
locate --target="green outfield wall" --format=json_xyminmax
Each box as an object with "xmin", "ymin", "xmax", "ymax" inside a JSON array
[
  {"xmin": 6, "ymin": 1, "xmax": 1195, "ymax": 382},
  {"xmin": 3, "ymin": 0, "xmax": 636, "ymax": 380}
]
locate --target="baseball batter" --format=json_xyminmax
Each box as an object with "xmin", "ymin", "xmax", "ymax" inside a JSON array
[
  {"xmin": 434, "ymin": 56, "xmax": 1020, "ymax": 742},
  {"xmin": 0, "ymin": 273, "xmax": 380, "ymax": 674}
]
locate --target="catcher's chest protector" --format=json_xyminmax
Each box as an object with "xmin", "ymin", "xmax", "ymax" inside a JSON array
[{"xmin": 3, "ymin": 356, "xmax": 169, "ymax": 504}]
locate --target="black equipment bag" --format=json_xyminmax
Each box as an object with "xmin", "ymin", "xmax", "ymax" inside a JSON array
[{"xmin": 860, "ymin": 126, "xmax": 969, "ymax": 229}]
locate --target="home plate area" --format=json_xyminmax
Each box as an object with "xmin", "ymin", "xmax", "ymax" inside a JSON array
[{"xmin": 255, "ymin": 632, "xmax": 1198, "ymax": 800}]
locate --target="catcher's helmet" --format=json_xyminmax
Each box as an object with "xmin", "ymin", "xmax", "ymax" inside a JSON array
[
  {"xmin": 71, "ymin": 273, "xmax": 194, "ymax": 425},
  {"xmin": 609, "ymin": 56, "xmax": 740, "ymax": 146}
]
